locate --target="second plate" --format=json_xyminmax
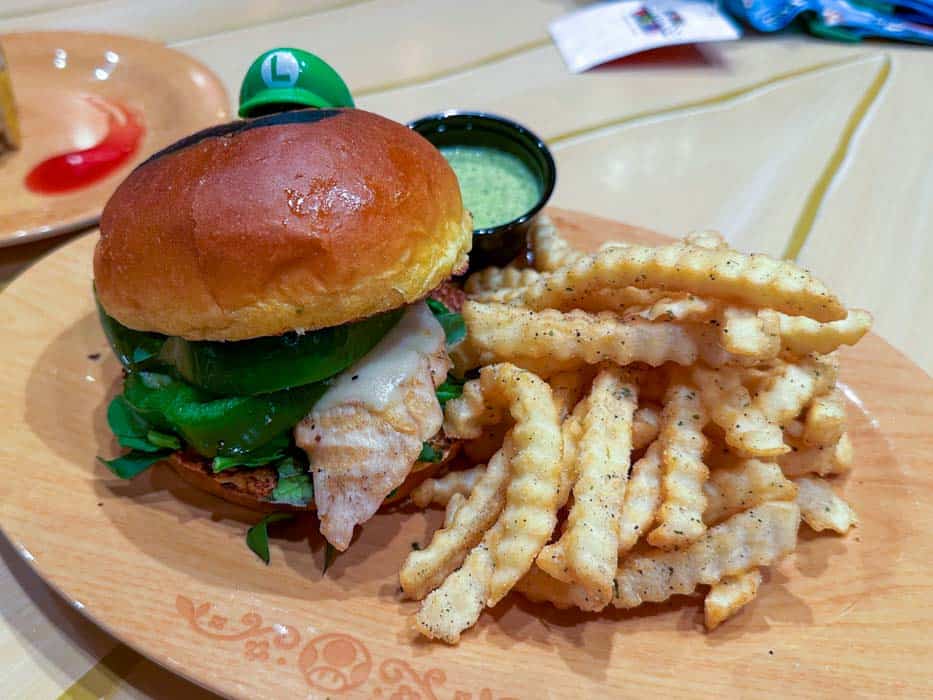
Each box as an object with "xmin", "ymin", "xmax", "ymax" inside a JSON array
[{"xmin": 0, "ymin": 31, "xmax": 230, "ymax": 247}]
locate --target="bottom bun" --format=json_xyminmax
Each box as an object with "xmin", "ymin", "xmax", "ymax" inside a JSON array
[{"xmin": 166, "ymin": 438, "xmax": 460, "ymax": 513}]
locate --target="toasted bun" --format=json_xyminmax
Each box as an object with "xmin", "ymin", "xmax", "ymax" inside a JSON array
[
  {"xmin": 165, "ymin": 439, "xmax": 460, "ymax": 513},
  {"xmin": 94, "ymin": 109, "xmax": 471, "ymax": 341}
]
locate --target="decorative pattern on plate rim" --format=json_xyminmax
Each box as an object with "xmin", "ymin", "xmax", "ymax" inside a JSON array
[{"xmin": 175, "ymin": 595, "xmax": 518, "ymax": 698}]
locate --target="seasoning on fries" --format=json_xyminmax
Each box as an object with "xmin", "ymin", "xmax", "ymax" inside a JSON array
[{"xmin": 403, "ymin": 216, "xmax": 868, "ymax": 642}]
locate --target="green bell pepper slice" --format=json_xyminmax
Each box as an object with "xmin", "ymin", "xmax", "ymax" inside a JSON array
[
  {"xmin": 96, "ymin": 297, "xmax": 166, "ymax": 368},
  {"xmin": 97, "ymin": 296, "xmax": 403, "ymax": 396},
  {"xmin": 158, "ymin": 307, "xmax": 403, "ymax": 396}
]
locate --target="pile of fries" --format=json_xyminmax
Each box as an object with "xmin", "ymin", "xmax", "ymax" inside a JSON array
[{"xmin": 402, "ymin": 216, "xmax": 870, "ymax": 643}]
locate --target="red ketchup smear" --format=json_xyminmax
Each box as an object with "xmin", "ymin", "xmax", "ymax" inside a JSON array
[{"xmin": 25, "ymin": 97, "xmax": 144, "ymax": 195}]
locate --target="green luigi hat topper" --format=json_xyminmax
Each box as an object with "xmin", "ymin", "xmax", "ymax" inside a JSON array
[{"xmin": 238, "ymin": 48, "xmax": 354, "ymax": 117}]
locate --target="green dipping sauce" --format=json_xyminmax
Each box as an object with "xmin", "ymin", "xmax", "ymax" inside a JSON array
[{"xmin": 440, "ymin": 145, "xmax": 541, "ymax": 230}]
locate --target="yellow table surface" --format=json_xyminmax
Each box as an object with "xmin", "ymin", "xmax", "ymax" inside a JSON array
[{"xmin": 0, "ymin": 2, "xmax": 930, "ymax": 698}]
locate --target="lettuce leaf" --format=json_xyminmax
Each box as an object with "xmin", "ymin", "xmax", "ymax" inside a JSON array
[
  {"xmin": 435, "ymin": 376, "xmax": 464, "ymax": 406},
  {"xmin": 98, "ymin": 450, "xmax": 171, "ymax": 479},
  {"xmin": 211, "ymin": 433, "xmax": 290, "ymax": 473},
  {"xmin": 426, "ymin": 298, "xmax": 466, "ymax": 346},
  {"xmin": 418, "ymin": 442, "xmax": 443, "ymax": 463},
  {"xmin": 99, "ymin": 396, "xmax": 179, "ymax": 478},
  {"xmin": 246, "ymin": 513, "xmax": 294, "ymax": 564},
  {"xmin": 107, "ymin": 395, "xmax": 179, "ymax": 453},
  {"xmin": 270, "ymin": 456, "xmax": 314, "ymax": 507},
  {"xmin": 146, "ymin": 430, "xmax": 181, "ymax": 450}
]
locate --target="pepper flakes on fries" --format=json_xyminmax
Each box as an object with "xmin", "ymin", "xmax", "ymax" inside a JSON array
[
  {"xmin": 400, "ymin": 436, "xmax": 513, "ymax": 601},
  {"xmin": 517, "ymin": 502, "xmax": 800, "ymax": 612},
  {"xmin": 404, "ymin": 217, "xmax": 868, "ymax": 642},
  {"xmin": 802, "ymin": 388, "xmax": 847, "ymax": 447},
  {"xmin": 537, "ymin": 367, "xmax": 636, "ymax": 609},
  {"xmin": 491, "ymin": 239, "xmax": 847, "ymax": 321},
  {"xmin": 647, "ymin": 382, "xmax": 709, "ymax": 550}
]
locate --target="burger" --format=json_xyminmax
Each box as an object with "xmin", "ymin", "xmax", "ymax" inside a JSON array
[{"xmin": 94, "ymin": 108, "xmax": 473, "ymax": 551}]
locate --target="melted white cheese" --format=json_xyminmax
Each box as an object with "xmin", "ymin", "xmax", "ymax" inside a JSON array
[{"xmin": 315, "ymin": 302, "xmax": 445, "ymax": 414}]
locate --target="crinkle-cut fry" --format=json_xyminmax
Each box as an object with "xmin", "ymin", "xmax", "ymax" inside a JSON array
[
  {"xmin": 794, "ymin": 476, "xmax": 859, "ymax": 533},
  {"xmin": 693, "ymin": 366, "xmax": 788, "ymax": 458},
  {"xmin": 449, "ymin": 340, "xmax": 480, "ymax": 378},
  {"xmin": 802, "ymin": 388, "xmax": 846, "ymax": 447},
  {"xmin": 613, "ymin": 501, "xmax": 800, "ymax": 608},
  {"xmin": 778, "ymin": 309, "xmax": 872, "ymax": 356},
  {"xmin": 703, "ymin": 459, "xmax": 797, "ymax": 525},
  {"xmin": 412, "ymin": 466, "xmax": 486, "ymax": 508},
  {"xmin": 464, "ymin": 264, "xmax": 542, "ymax": 296},
  {"xmin": 623, "ymin": 295, "xmax": 719, "ymax": 323},
  {"xmin": 471, "ymin": 284, "xmax": 661, "ymax": 314},
  {"xmin": 515, "ymin": 564, "xmax": 601, "ymax": 611},
  {"xmin": 705, "ymin": 569, "xmax": 762, "ymax": 630},
  {"xmin": 462, "ymin": 302, "xmax": 707, "ymax": 371},
  {"xmin": 442, "ymin": 378, "xmax": 505, "ymax": 439},
  {"xmin": 618, "ymin": 441, "xmax": 663, "ymax": 554},
  {"xmin": 720, "ymin": 307, "xmax": 781, "ymax": 358},
  {"xmin": 648, "ymin": 384, "xmax": 710, "ymax": 549},
  {"xmin": 521, "ymin": 505, "xmax": 795, "ymax": 613},
  {"xmin": 779, "ymin": 433, "xmax": 853, "ymax": 477},
  {"xmin": 685, "ymin": 230, "xmax": 729, "ymax": 250},
  {"xmin": 443, "ymin": 492, "xmax": 467, "ymax": 528},
  {"xmin": 813, "ymin": 352, "xmax": 842, "ymax": 390},
  {"xmin": 413, "ymin": 534, "xmax": 495, "ymax": 644},
  {"xmin": 699, "ymin": 326, "xmax": 775, "ymax": 369},
  {"xmin": 496, "ymin": 243, "xmax": 846, "ymax": 322},
  {"xmin": 399, "ymin": 437, "xmax": 513, "ymax": 600},
  {"xmin": 742, "ymin": 363, "xmax": 782, "ymax": 395},
  {"xmin": 549, "ymin": 368, "xmax": 596, "ymax": 421},
  {"xmin": 480, "ymin": 364, "xmax": 563, "ymax": 606},
  {"xmin": 556, "ymin": 396, "xmax": 589, "ymax": 508},
  {"xmin": 538, "ymin": 369, "xmax": 637, "ymax": 608},
  {"xmin": 752, "ymin": 356, "xmax": 837, "ymax": 426},
  {"xmin": 535, "ymin": 542, "xmax": 571, "ymax": 585},
  {"xmin": 529, "ymin": 214, "xmax": 583, "ymax": 272},
  {"xmin": 633, "ymin": 404, "xmax": 661, "ymax": 451}
]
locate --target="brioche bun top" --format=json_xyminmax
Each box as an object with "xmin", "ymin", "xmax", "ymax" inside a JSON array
[{"xmin": 94, "ymin": 108, "xmax": 471, "ymax": 341}]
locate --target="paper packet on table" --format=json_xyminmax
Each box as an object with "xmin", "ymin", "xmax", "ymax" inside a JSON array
[{"xmin": 549, "ymin": 0, "xmax": 742, "ymax": 73}]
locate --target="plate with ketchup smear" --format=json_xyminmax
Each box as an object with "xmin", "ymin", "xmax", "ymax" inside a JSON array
[{"xmin": 0, "ymin": 32, "xmax": 229, "ymax": 247}]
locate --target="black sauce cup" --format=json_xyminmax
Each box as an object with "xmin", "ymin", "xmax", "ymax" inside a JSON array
[{"xmin": 408, "ymin": 111, "xmax": 556, "ymax": 271}]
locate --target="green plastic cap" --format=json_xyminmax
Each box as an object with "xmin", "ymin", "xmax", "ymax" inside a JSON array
[{"xmin": 238, "ymin": 48, "xmax": 354, "ymax": 118}]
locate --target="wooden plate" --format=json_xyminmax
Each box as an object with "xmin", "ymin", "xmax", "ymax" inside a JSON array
[
  {"xmin": 0, "ymin": 32, "xmax": 229, "ymax": 247},
  {"xmin": 1, "ymin": 209, "xmax": 931, "ymax": 698}
]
